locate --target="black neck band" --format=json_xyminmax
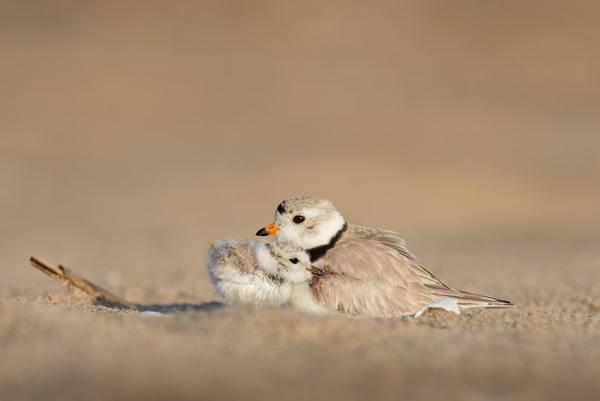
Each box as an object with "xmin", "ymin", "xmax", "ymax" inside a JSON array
[{"xmin": 307, "ymin": 223, "xmax": 348, "ymax": 262}]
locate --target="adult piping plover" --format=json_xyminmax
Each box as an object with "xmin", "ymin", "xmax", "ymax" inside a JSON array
[
  {"xmin": 256, "ymin": 196, "xmax": 513, "ymax": 317},
  {"xmin": 207, "ymin": 239, "xmax": 318, "ymax": 308}
]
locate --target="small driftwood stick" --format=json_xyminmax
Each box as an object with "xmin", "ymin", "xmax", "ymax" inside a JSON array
[{"xmin": 29, "ymin": 256, "xmax": 139, "ymax": 310}]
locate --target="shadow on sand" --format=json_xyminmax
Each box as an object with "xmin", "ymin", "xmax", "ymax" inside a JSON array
[
  {"xmin": 136, "ymin": 301, "xmax": 225, "ymax": 314},
  {"xmin": 91, "ymin": 299, "xmax": 226, "ymax": 314}
]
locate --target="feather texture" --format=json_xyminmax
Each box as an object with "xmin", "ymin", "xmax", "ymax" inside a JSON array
[{"xmin": 310, "ymin": 224, "xmax": 513, "ymax": 317}]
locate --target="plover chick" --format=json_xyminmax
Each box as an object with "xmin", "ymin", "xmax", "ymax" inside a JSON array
[
  {"xmin": 207, "ymin": 239, "xmax": 317, "ymax": 308},
  {"xmin": 256, "ymin": 196, "xmax": 514, "ymax": 318},
  {"xmin": 265, "ymin": 245, "xmax": 331, "ymax": 315}
]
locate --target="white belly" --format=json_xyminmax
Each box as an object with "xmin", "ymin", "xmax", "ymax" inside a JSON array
[
  {"xmin": 289, "ymin": 283, "xmax": 330, "ymax": 315},
  {"xmin": 213, "ymin": 266, "xmax": 292, "ymax": 306}
]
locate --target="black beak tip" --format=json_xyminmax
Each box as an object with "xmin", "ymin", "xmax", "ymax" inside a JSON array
[{"xmin": 256, "ymin": 228, "xmax": 269, "ymax": 236}]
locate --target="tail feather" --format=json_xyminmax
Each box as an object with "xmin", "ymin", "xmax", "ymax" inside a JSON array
[{"xmin": 431, "ymin": 288, "xmax": 514, "ymax": 309}]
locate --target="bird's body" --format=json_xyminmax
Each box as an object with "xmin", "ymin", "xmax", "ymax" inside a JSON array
[
  {"xmin": 207, "ymin": 240, "xmax": 291, "ymax": 306},
  {"xmin": 309, "ymin": 223, "xmax": 512, "ymax": 317},
  {"xmin": 207, "ymin": 239, "xmax": 322, "ymax": 311},
  {"xmin": 257, "ymin": 196, "xmax": 513, "ymax": 317}
]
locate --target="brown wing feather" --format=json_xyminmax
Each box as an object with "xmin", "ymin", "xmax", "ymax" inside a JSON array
[
  {"xmin": 311, "ymin": 239, "xmax": 438, "ymax": 317},
  {"xmin": 361, "ymin": 227, "xmax": 513, "ymax": 308},
  {"xmin": 311, "ymin": 225, "xmax": 513, "ymax": 316},
  {"xmin": 350, "ymin": 225, "xmax": 454, "ymax": 290}
]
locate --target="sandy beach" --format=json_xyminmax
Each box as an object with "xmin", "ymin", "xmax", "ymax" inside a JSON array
[{"xmin": 1, "ymin": 2, "xmax": 599, "ymax": 400}]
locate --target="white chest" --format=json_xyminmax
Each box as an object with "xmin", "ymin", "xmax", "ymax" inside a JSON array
[{"xmin": 289, "ymin": 283, "xmax": 330, "ymax": 315}]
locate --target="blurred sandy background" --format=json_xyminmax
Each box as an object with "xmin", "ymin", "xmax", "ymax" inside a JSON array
[{"xmin": 1, "ymin": 1, "xmax": 599, "ymax": 401}]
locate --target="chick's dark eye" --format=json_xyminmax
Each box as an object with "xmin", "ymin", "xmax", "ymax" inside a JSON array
[
  {"xmin": 293, "ymin": 215, "xmax": 305, "ymax": 224},
  {"xmin": 289, "ymin": 258, "xmax": 299, "ymax": 264}
]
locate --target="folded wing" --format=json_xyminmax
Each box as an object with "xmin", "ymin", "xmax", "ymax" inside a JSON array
[{"xmin": 311, "ymin": 226, "xmax": 513, "ymax": 317}]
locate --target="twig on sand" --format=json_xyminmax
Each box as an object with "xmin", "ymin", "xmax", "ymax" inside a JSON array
[{"xmin": 29, "ymin": 256, "xmax": 139, "ymax": 310}]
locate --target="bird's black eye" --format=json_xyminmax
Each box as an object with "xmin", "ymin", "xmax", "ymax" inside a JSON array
[
  {"xmin": 289, "ymin": 258, "xmax": 299, "ymax": 264},
  {"xmin": 277, "ymin": 202, "xmax": 286, "ymax": 214},
  {"xmin": 293, "ymin": 215, "xmax": 305, "ymax": 224}
]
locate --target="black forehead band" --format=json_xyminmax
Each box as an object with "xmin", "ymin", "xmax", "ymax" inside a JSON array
[{"xmin": 276, "ymin": 202, "xmax": 286, "ymax": 214}]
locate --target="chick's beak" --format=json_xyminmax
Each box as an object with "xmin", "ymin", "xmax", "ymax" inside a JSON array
[{"xmin": 256, "ymin": 222, "xmax": 279, "ymax": 236}]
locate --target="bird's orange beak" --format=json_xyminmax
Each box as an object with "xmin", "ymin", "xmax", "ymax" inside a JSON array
[{"xmin": 256, "ymin": 222, "xmax": 279, "ymax": 236}]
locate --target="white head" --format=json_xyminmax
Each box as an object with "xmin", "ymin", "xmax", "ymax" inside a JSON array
[
  {"xmin": 255, "ymin": 240, "xmax": 313, "ymax": 284},
  {"xmin": 256, "ymin": 196, "xmax": 346, "ymax": 250}
]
